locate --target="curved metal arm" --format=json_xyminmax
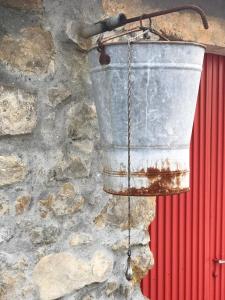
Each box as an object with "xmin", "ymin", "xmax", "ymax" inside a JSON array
[
  {"xmin": 79, "ymin": 5, "xmax": 209, "ymax": 38},
  {"xmin": 126, "ymin": 5, "xmax": 209, "ymax": 30}
]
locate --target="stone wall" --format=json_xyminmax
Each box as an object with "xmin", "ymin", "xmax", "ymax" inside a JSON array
[{"xmin": 0, "ymin": 1, "xmax": 155, "ymax": 300}]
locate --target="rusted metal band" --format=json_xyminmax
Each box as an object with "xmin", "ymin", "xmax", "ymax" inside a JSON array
[
  {"xmin": 103, "ymin": 167, "xmax": 190, "ymax": 196},
  {"xmin": 103, "ymin": 169, "xmax": 189, "ymax": 177},
  {"xmin": 104, "ymin": 187, "xmax": 191, "ymax": 196}
]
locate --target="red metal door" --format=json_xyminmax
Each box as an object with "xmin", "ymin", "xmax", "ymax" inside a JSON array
[{"xmin": 141, "ymin": 54, "xmax": 225, "ymax": 300}]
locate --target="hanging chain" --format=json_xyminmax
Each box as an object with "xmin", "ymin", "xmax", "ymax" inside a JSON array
[
  {"xmin": 125, "ymin": 38, "xmax": 133, "ymax": 281},
  {"xmin": 125, "ymin": 29, "xmax": 150, "ymax": 281}
]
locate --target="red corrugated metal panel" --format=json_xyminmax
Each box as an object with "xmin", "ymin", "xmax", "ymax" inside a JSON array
[{"xmin": 141, "ymin": 54, "xmax": 225, "ymax": 300}]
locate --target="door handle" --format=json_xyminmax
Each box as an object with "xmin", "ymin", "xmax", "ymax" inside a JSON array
[
  {"xmin": 214, "ymin": 259, "xmax": 225, "ymax": 264},
  {"xmin": 213, "ymin": 259, "xmax": 225, "ymax": 277}
]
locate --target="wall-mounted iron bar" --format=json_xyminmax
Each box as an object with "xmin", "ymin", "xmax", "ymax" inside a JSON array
[{"xmin": 79, "ymin": 5, "xmax": 209, "ymax": 38}]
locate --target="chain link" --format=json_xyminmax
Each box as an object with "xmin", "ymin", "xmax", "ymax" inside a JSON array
[
  {"xmin": 128, "ymin": 32, "xmax": 150, "ymax": 241},
  {"xmin": 127, "ymin": 39, "xmax": 132, "ymax": 256},
  {"xmin": 125, "ymin": 38, "xmax": 133, "ymax": 282}
]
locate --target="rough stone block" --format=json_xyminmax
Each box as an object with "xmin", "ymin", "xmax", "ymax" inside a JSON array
[
  {"xmin": 15, "ymin": 195, "xmax": 31, "ymax": 215},
  {"xmin": 0, "ymin": 155, "xmax": 26, "ymax": 187},
  {"xmin": 67, "ymin": 102, "xmax": 97, "ymax": 140},
  {"xmin": 39, "ymin": 183, "xmax": 84, "ymax": 217},
  {"xmin": 0, "ymin": 27, "xmax": 54, "ymax": 74},
  {"xmin": 0, "ymin": 194, "xmax": 9, "ymax": 216},
  {"xmin": 65, "ymin": 155, "xmax": 91, "ymax": 178},
  {"xmin": 132, "ymin": 246, "xmax": 154, "ymax": 284},
  {"xmin": 0, "ymin": 227, "xmax": 14, "ymax": 244},
  {"xmin": 94, "ymin": 196, "xmax": 156, "ymax": 230},
  {"xmin": 33, "ymin": 250, "xmax": 114, "ymax": 300},
  {"xmin": 69, "ymin": 232, "xmax": 93, "ymax": 247},
  {"xmin": 0, "ymin": 85, "xmax": 37, "ymax": 136},
  {"xmin": 0, "ymin": 201, "xmax": 9, "ymax": 216},
  {"xmin": 48, "ymin": 84, "xmax": 71, "ymax": 107},
  {"xmin": 31, "ymin": 225, "xmax": 60, "ymax": 245}
]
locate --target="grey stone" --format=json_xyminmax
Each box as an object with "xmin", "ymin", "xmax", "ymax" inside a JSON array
[
  {"xmin": 39, "ymin": 183, "xmax": 84, "ymax": 217},
  {"xmin": 33, "ymin": 250, "xmax": 114, "ymax": 300},
  {"xmin": 65, "ymin": 155, "xmax": 91, "ymax": 178},
  {"xmin": 67, "ymin": 102, "xmax": 97, "ymax": 140},
  {"xmin": 51, "ymin": 182, "xmax": 84, "ymax": 216},
  {"xmin": 53, "ymin": 140, "xmax": 94, "ymax": 180},
  {"xmin": 31, "ymin": 225, "xmax": 60, "ymax": 245},
  {"xmin": 0, "ymin": 227, "xmax": 14, "ymax": 244},
  {"xmin": 0, "ymin": 27, "xmax": 54, "ymax": 74},
  {"xmin": 69, "ymin": 232, "xmax": 93, "ymax": 247},
  {"xmin": 0, "ymin": 253, "xmax": 33, "ymax": 300},
  {"xmin": 71, "ymin": 140, "xmax": 94, "ymax": 156},
  {"xmin": 105, "ymin": 281, "xmax": 119, "ymax": 296},
  {"xmin": 131, "ymin": 246, "xmax": 154, "ymax": 284},
  {"xmin": 82, "ymin": 295, "xmax": 96, "ymax": 300},
  {"xmin": 112, "ymin": 231, "xmax": 150, "ymax": 251},
  {"xmin": 48, "ymin": 84, "xmax": 71, "ymax": 107},
  {"xmin": 94, "ymin": 196, "xmax": 156, "ymax": 230},
  {"xmin": 0, "ymin": 85, "xmax": 37, "ymax": 136},
  {"xmin": 0, "ymin": 201, "xmax": 9, "ymax": 216},
  {"xmin": 0, "ymin": 156, "xmax": 27, "ymax": 187},
  {"xmin": 65, "ymin": 20, "xmax": 92, "ymax": 51},
  {"xmin": 15, "ymin": 195, "xmax": 31, "ymax": 215},
  {"xmin": 0, "ymin": 194, "xmax": 9, "ymax": 216}
]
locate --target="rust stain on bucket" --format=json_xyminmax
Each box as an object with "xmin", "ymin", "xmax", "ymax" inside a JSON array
[{"xmin": 104, "ymin": 167, "xmax": 190, "ymax": 196}]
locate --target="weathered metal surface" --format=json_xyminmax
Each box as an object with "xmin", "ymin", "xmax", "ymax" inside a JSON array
[
  {"xmin": 142, "ymin": 53, "xmax": 225, "ymax": 300},
  {"xmin": 88, "ymin": 41, "xmax": 205, "ymax": 196}
]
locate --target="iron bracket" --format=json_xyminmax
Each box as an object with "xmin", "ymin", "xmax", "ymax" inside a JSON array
[{"xmin": 79, "ymin": 5, "xmax": 209, "ymax": 39}]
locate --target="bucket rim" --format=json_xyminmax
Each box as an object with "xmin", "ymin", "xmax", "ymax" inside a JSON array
[{"xmin": 88, "ymin": 40, "xmax": 206, "ymax": 51}]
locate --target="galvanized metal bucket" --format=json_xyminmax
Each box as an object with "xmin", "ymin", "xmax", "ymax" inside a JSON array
[{"xmin": 88, "ymin": 41, "xmax": 205, "ymax": 196}]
